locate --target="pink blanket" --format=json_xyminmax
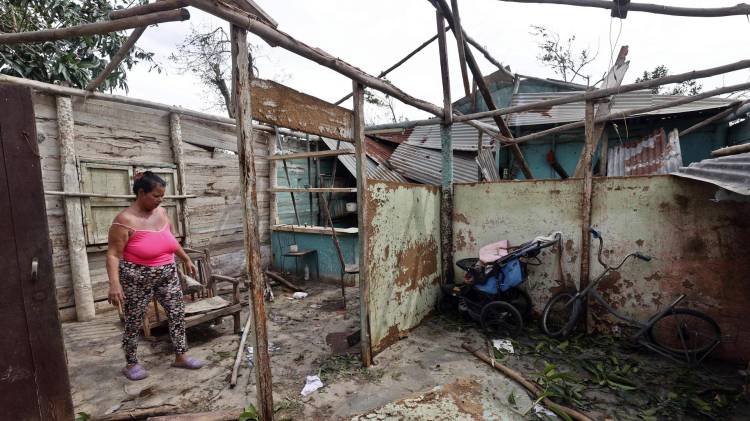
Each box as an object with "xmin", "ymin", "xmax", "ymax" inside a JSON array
[{"xmin": 479, "ymin": 240, "xmax": 509, "ymax": 264}]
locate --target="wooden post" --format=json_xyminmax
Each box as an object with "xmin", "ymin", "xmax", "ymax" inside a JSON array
[
  {"xmin": 56, "ymin": 96, "xmax": 95, "ymax": 322},
  {"xmin": 494, "ymin": 0, "xmax": 750, "ymax": 18},
  {"xmin": 436, "ymin": 9, "xmax": 454, "ymax": 284},
  {"xmin": 450, "ymin": 0, "xmax": 471, "ymax": 97},
  {"xmin": 268, "ymin": 136, "xmax": 279, "ymax": 226},
  {"xmin": 431, "ymin": 0, "xmax": 534, "ymax": 179},
  {"xmin": 579, "ymin": 100, "xmax": 596, "ymax": 332},
  {"xmin": 572, "ymin": 46, "xmax": 629, "ymax": 178},
  {"xmin": 230, "ymin": 25, "xmax": 273, "ymax": 420},
  {"xmin": 354, "ymin": 82, "xmax": 373, "ymax": 366},
  {"xmin": 169, "ymin": 113, "xmax": 191, "ymax": 246}
]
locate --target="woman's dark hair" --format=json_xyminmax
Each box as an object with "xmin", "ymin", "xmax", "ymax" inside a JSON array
[{"xmin": 133, "ymin": 171, "xmax": 167, "ymax": 195}]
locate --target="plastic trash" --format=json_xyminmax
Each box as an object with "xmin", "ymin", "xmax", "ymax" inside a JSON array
[
  {"xmin": 301, "ymin": 375, "xmax": 324, "ymax": 396},
  {"xmin": 492, "ymin": 339, "xmax": 515, "ymax": 354},
  {"xmin": 293, "ymin": 292, "xmax": 308, "ymax": 299}
]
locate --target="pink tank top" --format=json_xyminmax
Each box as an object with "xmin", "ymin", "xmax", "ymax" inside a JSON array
[{"xmin": 120, "ymin": 223, "xmax": 180, "ymax": 267}]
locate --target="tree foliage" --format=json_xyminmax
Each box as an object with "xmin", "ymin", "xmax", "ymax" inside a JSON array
[
  {"xmin": 169, "ymin": 25, "xmax": 257, "ymax": 118},
  {"xmin": 0, "ymin": 0, "xmax": 159, "ymax": 91},
  {"xmin": 635, "ymin": 65, "xmax": 702, "ymax": 96},
  {"xmin": 531, "ymin": 25, "xmax": 597, "ymax": 85}
]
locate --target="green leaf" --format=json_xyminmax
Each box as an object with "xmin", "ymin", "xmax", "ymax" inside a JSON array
[
  {"xmin": 238, "ymin": 405, "xmax": 259, "ymax": 421},
  {"xmin": 507, "ymin": 391, "xmax": 516, "ymax": 406},
  {"xmin": 75, "ymin": 413, "xmax": 91, "ymax": 421}
]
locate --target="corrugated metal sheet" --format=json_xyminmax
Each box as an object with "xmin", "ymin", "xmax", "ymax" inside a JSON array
[
  {"xmin": 369, "ymin": 164, "xmax": 408, "ymax": 182},
  {"xmin": 320, "ymin": 138, "xmax": 405, "ymax": 182},
  {"xmin": 673, "ymin": 151, "xmax": 750, "ymax": 195},
  {"xmin": 476, "ymin": 149, "xmax": 500, "ymax": 181},
  {"xmin": 406, "ymin": 91, "xmax": 734, "ymax": 151},
  {"xmin": 388, "ymin": 143, "xmax": 479, "ymax": 185},
  {"xmin": 607, "ymin": 128, "xmax": 683, "ymax": 176},
  {"xmin": 365, "ymin": 136, "xmax": 396, "ymax": 164}
]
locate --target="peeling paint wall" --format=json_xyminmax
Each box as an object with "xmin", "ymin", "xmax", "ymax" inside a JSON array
[
  {"xmin": 453, "ymin": 179, "xmax": 584, "ymax": 309},
  {"xmin": 366, "ymin": 181, "xmax": 441, "ymax": 354},
  {"xmin": 454, "ymin": 176, "xmax": 750, "ymax": 362}
]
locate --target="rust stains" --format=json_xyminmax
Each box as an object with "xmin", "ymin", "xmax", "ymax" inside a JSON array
[
  {"xmin": 393, "ymin": 239, "xmax": 439, "ymax": 293},
  {"xmin": 684, "ymin": 236, "xmax": 707, "ymax": 255},
  {"xmin": 453, "ymin": 212, "xmax": 470, "ymax": 225},
  {"xmin": 673, "ymin": 193, "xmax": 690, "ymax": 210}
]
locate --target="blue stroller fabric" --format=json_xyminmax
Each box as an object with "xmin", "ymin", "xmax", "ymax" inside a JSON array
[{"xmin": 474, "ymin": 258, "xmax": 524, "ymax": 294}]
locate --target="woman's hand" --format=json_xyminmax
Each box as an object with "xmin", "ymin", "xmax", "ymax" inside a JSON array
[
  {"xmin": 108, "ymin": 282, "xmax": 124, "ymax": 307},
  {"xmin": 185, "ymin": 259, "xmax": 198, "ymax": 277}
]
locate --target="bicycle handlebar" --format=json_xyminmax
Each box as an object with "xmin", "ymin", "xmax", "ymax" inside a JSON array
[{"xmin": 589, "ymin": 227, "xmax": 652, "ymax": 269}]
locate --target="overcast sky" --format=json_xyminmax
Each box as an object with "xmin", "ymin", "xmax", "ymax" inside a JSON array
[{"xmin": 120, "ymin": 0, "xmax": 750, "ymax": 123}]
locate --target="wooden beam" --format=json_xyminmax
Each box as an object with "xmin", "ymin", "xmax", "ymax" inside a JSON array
[
  {"xmin": 188, "ymin": 0, "xmax": 444, "ymax": 117},
  {"xmin": 56, "ymin": 96, "xmax": 95, "ymax": 322},
  {"xmin": 267, "ymin": 137, "xmax": 279, "ymax": 226},
  {"xmin": 680, "ymin": 101, "xmax": 745, "ymax": 137},
  {"xmin": 44, "ymin": 191, "xmax": 195, "ymax": 199},
  {"xmin": 334, "ymin": 28, "xmax": 451, "ymax": 106},
  {"xmin": 230, "ymin": 24, "xmax": 273, "ymax": 420},
  {"xmin": 252, "ymin": 79, "xmax": 354, "ymax": 142},
  {"xmin": 226, "ymin": 0, "xmax": 278, "ymax": 27},
  {"xmin": 269, "ymin": 187, "xmax": 357, "ymax": 193},
  {"xmin": 85, "ymin": 27, "xmax": 147, "ymax": 92},
  {"xmin": 432, "ymin": 0, "xmax": 534, "ymax": 179},
  {"xmin": 169, "ymin": 113, "xmax": 191, "ymax": 246},
  {"xmin": 230, "ymin": 314, "xmax": 252, "ymax": 388},
  {"xmin": 267, "ymin": 149, "xmax": 353, "ymax": 160},
  {"xmin": 450, "ymin": 0, "xmax": 471, "ymax": 98},
  {"xmin": 712, "ymin": 142, "xmax": 750, "ymax": 158},
  {"xmin": 436, "ymin": 8, "xmax": 454, "ymax": 284},
  {"xmin": 579, "ymin": 100, "xmax": 596, "ymax": 331},
  {"xmin": 504, "ymin": 80, "xmax": 750, "ymax": 147},
  {"xmin": 354, "ymin": 82, "xmax": 373, "ymax": 367},
  {"xmin": 109, "ymin": 0, "xmax": 189, "ymax": 19},
  {"xmin": 495, "ymin": 0, "xmax": 750, "ymax": 18},
  {"xmin": 457, "ymin": 59, "xmax": 750, "ymax": 123},
  {"xmin": 572, "ymin": 46, "xmax": 629, "ymax": 178},
  {"xmin": 0, "ymin": 9, "xmax": 189, "ymax": 45}
]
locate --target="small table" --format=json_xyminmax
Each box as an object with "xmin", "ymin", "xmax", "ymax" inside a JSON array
[{"xmin": 282, "ymin": 249, "xmax": 320, "ymax": 282}]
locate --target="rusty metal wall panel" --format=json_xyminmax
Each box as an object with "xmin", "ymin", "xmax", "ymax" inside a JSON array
[
  {"xmin": 251, "ymin": 79, "xmax": 352, "ymax": 142},
  {"xmin": 453, "ymin": 180, "xmax": 584, "ymax": 310},
  {"xmin": 366, "ymin": 181, "xmax": 441, "ymax": 354},
  {"xmin": 590, "ymin": 176, "xmax": 750, "ymax": 362},
  {"xmin": 607, "ymin": 128, "xmax": 683, "ymax": 176},
  {"xmin": 453, "ymin": 176, "xmax": 750, "ymax": 362}
]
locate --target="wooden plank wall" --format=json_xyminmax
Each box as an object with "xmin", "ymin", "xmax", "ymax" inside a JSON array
[{"xmin": 33, "ymin": 93, "xmax": 271, "ymax": 320}]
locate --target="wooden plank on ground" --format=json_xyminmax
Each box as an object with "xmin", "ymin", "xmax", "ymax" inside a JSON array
[{"xmin": 251, "ymin": 78, "xmax": 353, "ymax": 142}]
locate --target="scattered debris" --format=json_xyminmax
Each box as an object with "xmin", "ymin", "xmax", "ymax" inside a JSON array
[
  {"xmin": 292, "ymin": 292, "xmax": 309, "ymax": 299},
  {"xmin": 493, "ymin": 338, "xmax": 515, "ymax": 354},
  {"xmin": 301, "ymin": 375, "xmax": 324, "ymax": 396},
  {"xmin": 265, "ymin": 270, "xmax": 305, "ymax": 292}
]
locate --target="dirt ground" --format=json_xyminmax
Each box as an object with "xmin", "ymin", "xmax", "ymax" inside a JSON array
[{"xmin": 64, "ymin": 282, "xmax": 749, "ymax": 420}]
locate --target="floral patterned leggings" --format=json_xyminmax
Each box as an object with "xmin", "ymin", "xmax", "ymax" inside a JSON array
[{"xmin": 120, "ymin": 261, "xmax": 187, "ymax": 364}]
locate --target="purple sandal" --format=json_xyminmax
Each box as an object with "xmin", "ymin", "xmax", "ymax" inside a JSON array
[
  {"xmin": 122, "ymin": 364, "xmax": 148, "ymax": 381},
  {"xmin": 171, "ymin": 356, "xmax": 204, "ymax": 370}
]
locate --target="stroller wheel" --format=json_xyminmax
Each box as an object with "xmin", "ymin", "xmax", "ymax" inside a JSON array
[
  {"xmin": 437, "ymin": 292, "xmax": 458, "ymax": 316},
  {"xmin": 480, "ymin": 301, "xmax": 523, "ymax": 338},
  {"xmin": 504, "ymin": 288, "xmax": 532, "ymax": 320}
]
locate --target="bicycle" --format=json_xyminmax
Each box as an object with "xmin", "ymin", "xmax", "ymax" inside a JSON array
[{"xmin": 541, "ymin": 228, "xmax": 721, "ymax": 364}]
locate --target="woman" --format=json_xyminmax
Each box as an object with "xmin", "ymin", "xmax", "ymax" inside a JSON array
[{"xmin": 107, "ymin": 171, "xmax": 204, "ymax": 381}]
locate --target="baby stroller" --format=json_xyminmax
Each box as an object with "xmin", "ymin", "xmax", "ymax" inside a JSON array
[{"xmin": 439, "ymin": 232, "xmax": 561, "ymax": 337}]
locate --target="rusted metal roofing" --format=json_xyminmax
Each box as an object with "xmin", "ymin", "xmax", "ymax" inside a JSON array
[
  {"xmin": 673, "ymin": 151, "xmax": 750, "ymax": 195},
  {"xmin": 388, "ymin": 143, "xmax": 479, "ymax": 185},
  {"xmin": 365, "ymin": 136, "xmax": 396, "ymax": 164},
  {"xmin": 367, "ymin": 127, "xmax": 413, "ymax": 144},
  {"xmin": 320, "ymin": 138, "xmax": 405, "ymax": 182},
  {"xmin": 406, "ymin": 91, "xmax": 734, "ymax": 151},
  {"xmin": 607, "ymin": 128, "xmax": 683, "ymax": 176}
]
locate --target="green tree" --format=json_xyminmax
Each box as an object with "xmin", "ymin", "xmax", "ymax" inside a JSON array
[
  {"xmin": 531, "ymin": 25, "xmax": 597, "ymax": 85},
  {"xmin": 0, "ymin": 0, "xmax": 159, "ymax": 91},
  {"xmin": 635, "ymin": 65, "xmax": 702, "ymax": 96}
]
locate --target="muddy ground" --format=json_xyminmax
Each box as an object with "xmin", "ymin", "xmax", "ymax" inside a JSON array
[{"xmin": 64, "ymin": 282, "xmax": 749, "ymax": 420}]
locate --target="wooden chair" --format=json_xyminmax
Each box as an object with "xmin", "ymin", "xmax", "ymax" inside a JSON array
[{"xmin": 138, "ymin": 247, "xmax": 243, "ymax": 339}]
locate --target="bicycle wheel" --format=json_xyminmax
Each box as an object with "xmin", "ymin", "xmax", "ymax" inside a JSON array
[
  {"xmin": 541, "ymin": 290, "xmax": 582, "ymax": 338},
  {"xmin": 480, "ymin": 301, "xmax": 523, "ymax": 337},
  {"xmin": 647, "ymin": 308, "xmax": 720, "ymax": 357}
]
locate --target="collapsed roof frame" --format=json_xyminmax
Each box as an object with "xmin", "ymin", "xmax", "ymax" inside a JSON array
[{"xmin": 3, "ymin": 1, "xmax": 750, "ymax": 418}]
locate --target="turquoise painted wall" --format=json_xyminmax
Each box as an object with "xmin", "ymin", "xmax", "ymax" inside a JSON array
[
  {"xmin": 271, "ymin": 230, "xmax": 358, "ymax": 280},
  {"xmin": 728, "ymin": 118, "xmax": 750, "ymax": 147}
]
